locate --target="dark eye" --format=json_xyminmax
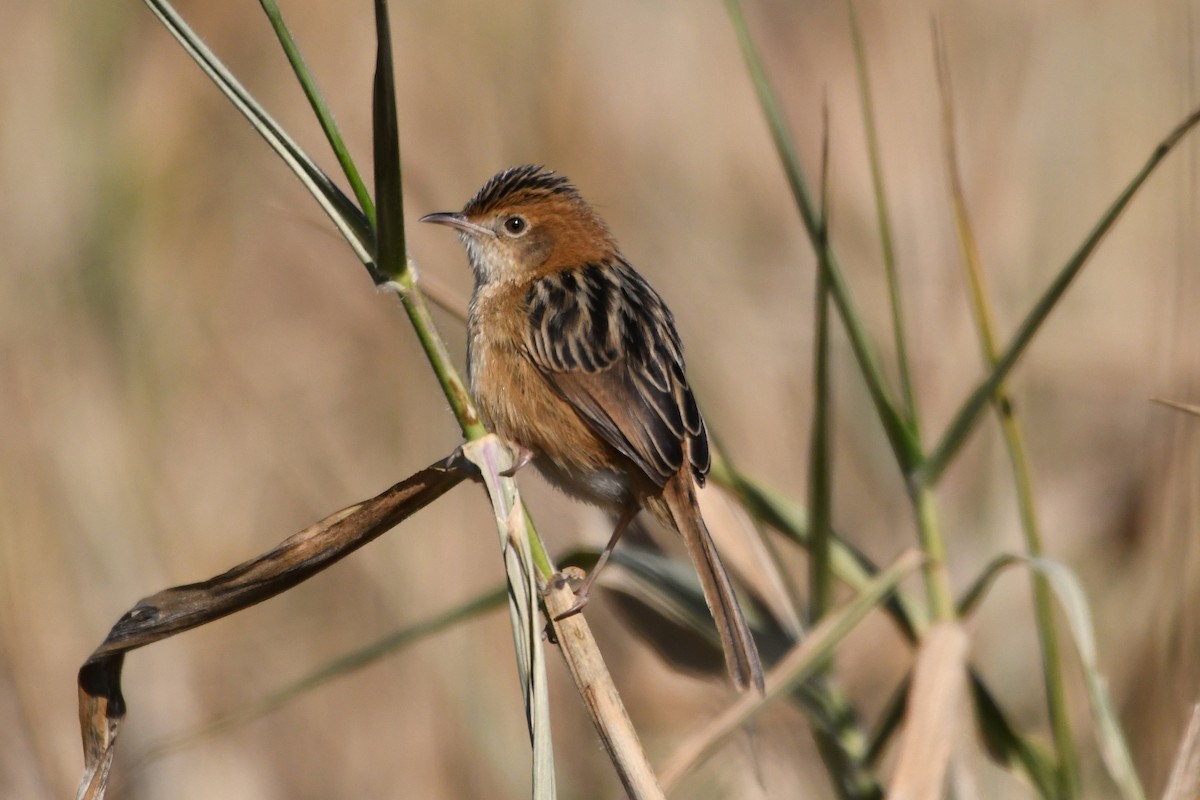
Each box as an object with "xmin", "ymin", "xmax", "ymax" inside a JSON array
[{"xmin": 503, "ymin": 215, "xmax": 528, "ymax": 235}]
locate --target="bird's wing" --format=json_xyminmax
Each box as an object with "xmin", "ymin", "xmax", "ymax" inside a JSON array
[{"xmin": 522, "ymin": 259, "xmax": 709, "ymax": 487}]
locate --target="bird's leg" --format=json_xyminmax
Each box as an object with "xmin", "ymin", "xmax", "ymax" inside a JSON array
[
  {"xmin": 554, "ymin": 505, "xmax": 640, "ymax": 620},
  {"xmin": 499, "ymin": 442, "xmax": 535, "ymax": 477}
]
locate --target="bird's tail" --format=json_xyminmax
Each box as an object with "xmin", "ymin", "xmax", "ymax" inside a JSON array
[{"xmin": 659, "ymin": 477, "xmax": 764, "ymax": 693}]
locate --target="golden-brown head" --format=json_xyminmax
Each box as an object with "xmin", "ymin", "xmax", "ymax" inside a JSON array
[{"xmin": 419, "ymin": 165, "xmax": 615, "ymax": 286}]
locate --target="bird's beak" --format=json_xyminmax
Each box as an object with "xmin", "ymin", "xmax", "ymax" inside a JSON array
[{"xmin": 419, "ymin": 212, "xmax": 495, "ymax": 238}]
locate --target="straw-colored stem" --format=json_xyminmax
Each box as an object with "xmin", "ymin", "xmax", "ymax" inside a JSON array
[
  {"xmin": 912, "ymin": 484, "xmax": 955, "ymax": 621},
  {"xmin": 544, "ymin": 579, "xmax": 665, "ymax": 799},
  {"xmin": 933, "ymin": 26, "xmax": 1077, "ymax": 794}
]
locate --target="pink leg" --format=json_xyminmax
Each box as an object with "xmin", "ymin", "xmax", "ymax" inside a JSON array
[{"xmin": 554, "ymin": 505, "xmax": 640, "ymax": 620}]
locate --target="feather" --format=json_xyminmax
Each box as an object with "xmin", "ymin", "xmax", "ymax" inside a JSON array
[{"xmin": 522, "ymin": 258, "xmax": 708, "ymax": 487}]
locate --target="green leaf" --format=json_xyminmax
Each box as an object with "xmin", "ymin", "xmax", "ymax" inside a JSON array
[
  {"xmin": 847, "ymin": 0, "xmax": 918, "ymax": 429},
  {"xmin": 722, "ymin": 0, "xmax": 920, "ymax": 472},
  {"xmin": 920, "ymin": 105, "xmax": 1200, "ymax": 487},
  {"xmin": 955, "ymin": 553, "xmax": 1145, "ymax": 799},
  {"xmin": 134, "ymin": 586, "xmax": 507, "ymax": 763},
  {"xmin": 371, "ymin": 0, "xmax": 406, "ymax": 281},
  {"xmin": 971, "ymin": 672, "xmax": 1061, "ymax": 798},
  {"xmin": 258, "ymin": 0, "xmax": 375, "ymax": 225},
  {"xmin": 143, "ymin": 0, "xmax": 375, "ymax": 273},
  {"xmin": 658, "ymin": 550, "xmax": 924, "ymax": 792}
]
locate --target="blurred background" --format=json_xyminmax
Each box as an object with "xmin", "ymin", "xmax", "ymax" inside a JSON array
[{"xmin": 2, "ymin": 0, "xmax": 1198, "ymax": 797}]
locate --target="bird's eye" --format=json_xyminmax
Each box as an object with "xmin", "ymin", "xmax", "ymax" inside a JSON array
[{"xmin": 503, "ymin": 215, "xmax": 528, "ymax": 236}]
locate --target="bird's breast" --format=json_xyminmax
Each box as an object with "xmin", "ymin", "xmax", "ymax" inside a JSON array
[{"xmin": 467, "ymin": 281, "xmax": 636, "ymax": 511}]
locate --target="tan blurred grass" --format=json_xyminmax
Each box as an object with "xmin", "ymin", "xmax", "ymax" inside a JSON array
[{"xmin": 2, "ymin": 1, "xmax": 1198, "ymax": 797}]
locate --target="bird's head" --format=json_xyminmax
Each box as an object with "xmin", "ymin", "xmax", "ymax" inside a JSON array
[{"xmin": 421, "ymin": 165, "xmax": 615, "ymax": 286}]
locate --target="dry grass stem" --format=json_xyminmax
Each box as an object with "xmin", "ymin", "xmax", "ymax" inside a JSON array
[{"xmin": 544, "ymin": 578, "xmax": 665, "ymax": 800}]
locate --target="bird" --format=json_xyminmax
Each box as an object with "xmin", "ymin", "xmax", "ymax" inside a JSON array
[{"xmin": 421, "ymin": 165, "xmax": 764, "ymax": 692}]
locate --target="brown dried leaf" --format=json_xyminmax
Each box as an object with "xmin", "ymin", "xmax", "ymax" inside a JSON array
[{"xmin": 75, "ymin": 454, "xmax": 468, "ymax": 800}]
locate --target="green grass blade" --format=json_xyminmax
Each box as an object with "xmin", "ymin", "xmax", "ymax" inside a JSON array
[
  {"xmin": 259, "ymin": 0, "xmax": 376, "ymax": 226},
  {"xmin": 919, "ymin": 104, "xmax": 1200, "ymax": 487},
  {"xmin": 957, "ymin": 553, "xmax": 1144, "ymax": 798},
  {"xmin": 367, "ymin": 0, "xmax": 485, "ymax": 439},
  {"xmin": 714, "ymin": 460, "xmax": 1057, "ymax": 792},
  {"xmin": 142, "ymin": 0, "xmax": 375, "ymax": 272},
  {"xmin": 971, "ymin": 672, "xmax": 1061, "ymax": 798},
  {"xmin": 257, "ymin": 587, "xmax": 505, "ymax": 706},
  {"xmin": 709, "ymin": 455, "xmax": 928, "ymax": 641},
  {"xmin": 955, "ymin": 554, "xmax": 1021, "ymax": 618},
  {"xmin": 809, "ymin": 103, "xmax": 834, "ymax": 622},
  {"xmin": 865, "ymin": 674, "xmax": 909, "ymax": 766},
  {"xmin": 847, "ymin": 0, "xmax": 918, "ymax": 429},
  {"xmin": 722, "ymin": 0, "xmax": 920, "ymax": 472}
]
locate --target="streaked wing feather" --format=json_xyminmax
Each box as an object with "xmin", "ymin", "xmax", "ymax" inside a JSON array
[{"xmin": 523, "ymin": 259, "xmax": 706, "ymax": 488}]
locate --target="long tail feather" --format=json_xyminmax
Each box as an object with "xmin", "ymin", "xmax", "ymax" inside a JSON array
[{"xmin": 661, "ymin": 478, "xmax": 764, "ymax": 693}]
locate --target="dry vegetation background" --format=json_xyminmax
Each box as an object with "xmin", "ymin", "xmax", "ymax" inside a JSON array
[{"xmin": 2, "ymin": 0, "xmax": 1199, "ymax": 798}]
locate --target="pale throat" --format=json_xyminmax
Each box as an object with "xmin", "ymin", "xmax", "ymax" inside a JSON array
[{"xmin": 460, "ymin": 232, "xmax": 525, "ymax": 286}]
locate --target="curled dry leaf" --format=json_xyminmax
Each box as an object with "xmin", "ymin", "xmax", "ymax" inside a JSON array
[{"xmin": 75, "ymin": 454, "xmax": 468, "ymax": 800}]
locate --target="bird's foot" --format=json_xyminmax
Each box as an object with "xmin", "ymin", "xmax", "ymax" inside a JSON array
[
  {"xmin": 499, "ymin": 443, "xmax": 535, "ymax": 477},
  {"xmin": 547, "ymin": 567, "xmax": 591, "ymax": 621},
  {"xmin": 552, "ymin": 591, "xmax": 591, "ymax": 621}
]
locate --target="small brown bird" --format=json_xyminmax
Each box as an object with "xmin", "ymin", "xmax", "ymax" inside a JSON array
[{"xmin": 421, "ymin": 165, "xmax": 763, "ymax": 692}]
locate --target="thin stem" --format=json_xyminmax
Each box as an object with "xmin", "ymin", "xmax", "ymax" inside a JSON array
[
  {"xmin": 522, "ymin": 501, "xmax": 554, "ymax": 581},
  {"xmin": 912, "ymin": 484, "xmax": 954, "ymax": 621},
  {"xmin": 847, "ymin": 0, "xmax": 919, "ymax": 430},
  {"xmin": 723, "ymin": 0, "xmax": 920, "ymax": 473},
  {"xmin": 933, "ymin": 25, "xmax": 1077, "ymax": 795},
  {"xmin": 393, "ymin": 270, "xmax": 486, "ymax": 441},
  {"xmin": 259, "ymin": 0, "xmax": 376, "ymax": 226},
  {"xmin": 809, "ymin": 101, "xmax": 835, "ymax": 621},
  {"xmin": 143, "ymin": 0, "xmax": 375, "ymax": 269}
]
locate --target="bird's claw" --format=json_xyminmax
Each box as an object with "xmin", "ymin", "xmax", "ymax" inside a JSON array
[
  {"xmin": 443, "ymin": 445, "xmax": 481, "ymax": 481},
  {"xmin": 500, "ymin": 444, "xmax": 535, "ymax": 477},
  {"xmin": 546, "ymin": 568, "xmax": 591, "ymax": 621},
  {"xmin": 552, "ymin": 594, "xmax": 589, "ymax": 621}
]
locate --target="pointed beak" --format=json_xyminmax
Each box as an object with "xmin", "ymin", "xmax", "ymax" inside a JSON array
[{"xmin": 419, "ymin": 212, "xmax": 495, "ymax": 238}]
